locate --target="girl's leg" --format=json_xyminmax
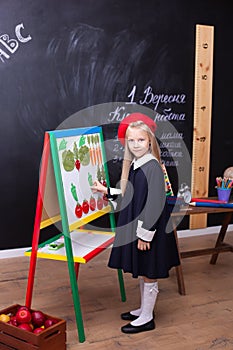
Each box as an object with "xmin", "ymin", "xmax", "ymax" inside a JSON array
[
  {"xmin": 130, "ymin": 277, "xmax": 158, "ymax": 327},
  {"xmin": 130, "ymin": 277, "xmax": 144, "ymax": 316},
  {"xmin": 121, "ymin": 277, "xmax": 144, "ymax": 320}
]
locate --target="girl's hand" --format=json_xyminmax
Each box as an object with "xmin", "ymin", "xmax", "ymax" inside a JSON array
[
  {"xmin": 91, "ymin": 180, "xmax": 108, "ymax": 194},
  {"xmin": 137, "ymin": 239, "xmax": 150, "ymax": 251}
]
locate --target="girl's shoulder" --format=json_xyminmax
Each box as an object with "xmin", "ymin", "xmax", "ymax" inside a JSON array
[
  {"xmin": 133, "ymin": 154, "xmax": 160, "ymax": 170},
  {"xmin": 141, "ymin": 157, "xmax": 164, "ymax": 180}
]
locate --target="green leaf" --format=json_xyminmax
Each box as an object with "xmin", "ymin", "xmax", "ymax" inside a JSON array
[
  {"xmin": 88, "ymin": 172, "xmax": 93, "ymax": 186},
  {"xmin": 58, "ymin": 139, "xmax": 67, "ymax": 151},
  {"xmin": 79, "ymin": 135, "xmax": 86, "ymax": 147}
]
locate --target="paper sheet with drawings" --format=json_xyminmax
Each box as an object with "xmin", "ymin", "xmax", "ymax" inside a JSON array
[{"xmin": 38, "ymin": 230, "xmax": 114, "ymax": 258}]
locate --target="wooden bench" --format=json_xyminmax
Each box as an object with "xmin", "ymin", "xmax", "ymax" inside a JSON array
[{"xmin": 172, "ymin": 204, "xmax": 233, "ymax": 295}]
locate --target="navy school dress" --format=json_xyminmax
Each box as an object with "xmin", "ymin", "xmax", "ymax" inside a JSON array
[{"xmin": 108, "ymin": 155, "xmax": 180, "ymax": 279}]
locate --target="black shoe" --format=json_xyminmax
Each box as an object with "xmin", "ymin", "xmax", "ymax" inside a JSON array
[
  {"xmin": 121, "ymin": 311, "xmax": 155, "ymax": 321},
  {"xmin": 121, "ymin": 319, "xmax": 155, "ymax": 334},
  {"xmin": 121, "ymin": 311, "xmax": 138, "ymax": 321}
]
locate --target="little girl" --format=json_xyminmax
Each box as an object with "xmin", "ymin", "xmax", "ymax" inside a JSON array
[{"xmin": 91, "ymin": 113, "xmax": 180, "ymax": 334}]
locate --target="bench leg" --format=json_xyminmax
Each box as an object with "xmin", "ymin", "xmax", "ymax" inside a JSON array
[
  {"xmin": 175, "ymin": 264, "xmax": 186, "ymax": 295},
  {"xmin": 172, "ymin": 219, "xmax": 186, "ymax": 295},
  {"xmin": 210, "ymin": 212, "xmax": 233, "ymax": 265}
]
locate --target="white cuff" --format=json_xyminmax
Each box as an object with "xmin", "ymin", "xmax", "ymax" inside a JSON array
[
  {"xmin": 109, "ymin": 187, "xmax": 122, "ymax": 195},
  {"xmin": 136, "ymin": 220, "xmax": 156, "ymax": 242},
  {"xmin": 109, "ymin": 200, "xmax": 117, "ymax": 210}
]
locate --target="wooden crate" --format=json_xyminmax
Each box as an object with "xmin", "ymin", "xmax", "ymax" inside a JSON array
[{"xmin": 0, "ymin": 304, "xmax": 66, "ymax": 350}]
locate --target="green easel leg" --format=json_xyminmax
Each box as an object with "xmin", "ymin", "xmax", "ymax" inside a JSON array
[
  {"xmin": 67, "ymin": 257, "xmax": 85, "ymax": 343},
  {"xmin": 108, "ymin": 210, "xmax": 126, "ymax": 303},
  {"xmin": 117, "ymin": 269, "xmax": 126, "ymax": 302},
  {"xmin": 49, "ymin": 132, "xmax": 86, "ymax": 342}
]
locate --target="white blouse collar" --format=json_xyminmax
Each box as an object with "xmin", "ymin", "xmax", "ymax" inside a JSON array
[{"xmin": 132, "ymin": 153, "xmax": 158, "ymax": 170}]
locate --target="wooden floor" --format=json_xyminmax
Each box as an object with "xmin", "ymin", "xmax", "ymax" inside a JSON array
[{"xmin": 1, "ymin": 232, "xmax": 233, "ymax": 350}]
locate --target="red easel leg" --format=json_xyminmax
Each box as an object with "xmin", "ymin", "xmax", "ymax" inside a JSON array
[
  {"xmin": 74, "ymin": 263, "xmax": 80, "ymax": 280},
  {"xmin": 25, "ymin": 134, "xmax": 50, "ymax": 308}
]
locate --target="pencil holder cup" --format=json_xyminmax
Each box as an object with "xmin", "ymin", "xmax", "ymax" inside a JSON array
[{"xmin": 217, "ymin": 188, "xmax": 232, "ymax": 202}]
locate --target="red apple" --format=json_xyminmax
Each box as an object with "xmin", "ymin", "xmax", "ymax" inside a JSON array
[
  {"xmin": 29, "ymin": 323, "xmax": 34, "ymax": 330},
  {"xmin": 16, "ymin": 309, "xmax": 31, "ymax": 324},
  {"xmin": 18, "ymin": 323, "xmax": 33, "ymax": 332},
  {"xmin": 17, "ymin": 305, "xmax": 30, "ymax": 312},
  {"xmin": 44, "ymin": 318, "xmax": 57, "ymax": 329},
  {"xmin": 9, "ymin": 315, "xmax": 18, "ymax": 326},
  {"xmin": 33, "ymin": 327, "xmax": 44, "ymax": 334},
  {"xmin": 31, "ymin": 311, "xmax": 46, "ymax": 327}
]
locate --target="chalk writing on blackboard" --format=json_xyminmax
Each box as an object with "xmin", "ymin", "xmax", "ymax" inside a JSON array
[
  {"xmin": 0, "ymin": 23, "xmax": 32, "ymax": 63},
  {"xmin": 127, "ymin": 85, "xmax": 186, "ymax": 109},
  {"xmin": 127, "ymin": 85, "xmax": 186, "ymax": 120}
]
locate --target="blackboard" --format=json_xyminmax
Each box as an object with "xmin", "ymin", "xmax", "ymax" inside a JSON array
[{"xmin": 1, "ymin": 0, "xmax": 233, "ymax": 249}]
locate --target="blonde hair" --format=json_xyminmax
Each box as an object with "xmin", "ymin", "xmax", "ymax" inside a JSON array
[{"xmin": 120, "ymin": 121, "xmax": 161, "ymax": 195}]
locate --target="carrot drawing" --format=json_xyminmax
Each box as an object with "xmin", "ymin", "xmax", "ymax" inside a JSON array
[
  {"xmin": 94, "ymin": 134, "xmax": 100, "ymax": 165},
  {"xmin": 91, "ymin": 135, "xmax": 96, "ymax": 165},
  {"xmin": 89, "ymin": 147, "xmax": 94, "ymax": 165},
  {"xmin": 99, "ymin": 148, "xmax": 102, "ymax": 165},
  {"xmin": 96, "ymin": 134, "xmax": 102, "ymax": 165}
]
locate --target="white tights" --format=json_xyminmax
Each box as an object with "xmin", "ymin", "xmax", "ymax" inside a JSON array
[{"xmin": 131, "ymin": 280, "xmax": 159, "ymax": 326}]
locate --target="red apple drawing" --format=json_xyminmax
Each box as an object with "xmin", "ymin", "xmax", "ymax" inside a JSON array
[
  {"xmin": 82, "ymin": 199, "xmax": 89, "ymax": 214},
  {"xmin": 89, "ymin": 196, "xmax": 96, "ymax": 211},
  {"xmin": 16, "ymin": 309, "xmax": 31, "ymax": 324},
  {"xmin": 97, "ymin": 196, "xmax": 103, "ymax": 210},
  {"xmin": 75, "ymin": 203, "xmax": 83, "ymax": 218},
  {"xmin": 18, "ymin": 323, "xmax": 33, "ymax": 332},
  {"xmin": 31, "ymin": 310, "xmax": 46, "ymax": 327}
]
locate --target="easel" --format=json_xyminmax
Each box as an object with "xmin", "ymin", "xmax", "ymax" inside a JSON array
[{"xmin": 25, "ymin": 127, "xmax": 126, "ymax": 343}]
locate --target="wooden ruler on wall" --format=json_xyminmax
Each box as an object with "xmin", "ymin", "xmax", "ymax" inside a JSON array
[{"xmin": 190, "ymin": 24, "xmax": 214, "ymax": 229}]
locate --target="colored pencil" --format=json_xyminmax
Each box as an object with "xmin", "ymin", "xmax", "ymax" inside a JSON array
[
  {"xmin": 191, "ymin": 198, "xmax": 227, "ymax": 204},
  {"xmin": 190, "ymin": 202, "xmax": 233, "ymax": 208}
]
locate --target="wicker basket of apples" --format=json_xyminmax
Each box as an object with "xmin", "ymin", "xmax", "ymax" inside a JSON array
[{"xmin": 0, "ymin": 304, "xmax": 66, "ymax": 350}]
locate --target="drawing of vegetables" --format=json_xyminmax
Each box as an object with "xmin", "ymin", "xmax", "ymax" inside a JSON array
[
  {"xmin": 71, "ymin": 183, "xmax": 83, "ymax": 218},
  {"xmin": 71, "ymin": 136, "xmax": 90, "ymax": 167},
  {"xmin": 97, "ymin": 165, "xmax": 102, "ymax": 182},
  {"xmin": 97, "ymin": 196, "xmax": 103, "ymax": 210},
  {"xmin": 101, "ymin": 166, "xmax": 107, "ymax": 187},
  {"xmin": 88, "ymin": 172, "xmax": 93, "ymax": 186},
  {"xmin": 75, "ymin": 203, "xmax": 83, "ymax": 218},
  {"xmin": 75, "ymin": 159, "xmax": 81, "ymax": 171},
  {"xmin": 78, "ymin": 145, "xmax": 90, "ymax": 166},
  {"xmin": 58, "ymin": 139, "xmax": 67, "ymax": 151},
  {"xmin": 79, "ymin": 135, "xmax": 86, "ymax": 147},
  {"xmin": 73, "ymin": 142, "xmax": 81, "ymax": 171},
  {"xmin": 71, "ymin": 183, "xmax": 78, "ymax": 201},
  {"xmin": 89, "ymin": 196, "xmax": 96, "ymax": 211},
  {"xmin": 95, "ymin": 134, "xmax": 102, "ymax": 165},
  {"xmin": 62, "ymin": 150, "xmax": 75, "ymax": 171},
  {"xmin": 82, "ymin": 199, "xmax": 89, "ymax": 214},
  {"xmin": 73, "ymin": 141, "xmax": 79, "ymax": 159}
]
